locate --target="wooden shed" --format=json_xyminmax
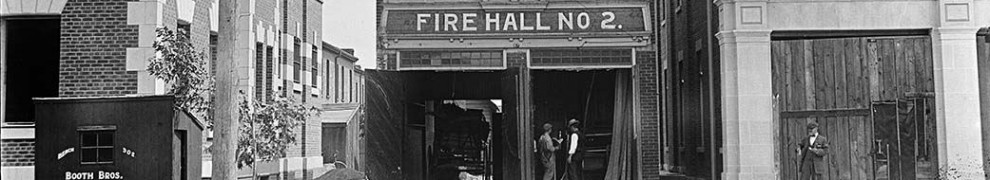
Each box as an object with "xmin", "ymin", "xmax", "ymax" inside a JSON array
[{"xmin": 33, "ymin": 95, "xmax": 204, "ymax": 180}]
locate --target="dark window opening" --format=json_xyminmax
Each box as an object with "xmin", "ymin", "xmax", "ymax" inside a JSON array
[
  {"xmin": 312, "ymin": 46, "xmax": 318, "ymax": 88},
  {"xmin": 177, "ymin": 20, "xmax": 191, "ymax": 38},
  {"xmin": 3, "ymin": 17, "xmax": 60, "ymax": 123},
  {"xmin": 293, "ymin": 39, "xmax": 302, "ymax": 84},
  {"xmin": 80, "ymin": 130, "xmax": 115, "ymax": 165}
]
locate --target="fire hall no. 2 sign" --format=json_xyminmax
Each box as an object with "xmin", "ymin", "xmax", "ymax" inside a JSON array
[{"xmin": 385, "ymin": 7, "xmax": 646, "ymax": 34}]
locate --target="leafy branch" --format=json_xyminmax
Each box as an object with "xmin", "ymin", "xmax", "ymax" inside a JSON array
[
  {"xmin": 236, "ymin": 93, "xmax": 319, "ymax": 169},
  {"xmin": 149, "ymin": 27, "xmax": 215, "ymax": 124}
]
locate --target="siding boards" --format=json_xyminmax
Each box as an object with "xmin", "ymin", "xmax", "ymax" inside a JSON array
[{"xmin": 772, "ymin": 36, "xmax": 934, "ymax": 180}]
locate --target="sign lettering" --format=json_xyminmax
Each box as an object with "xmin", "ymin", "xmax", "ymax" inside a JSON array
[
  {"xmin": 386, "ymin": 7, "xmax": 646, "ymax": 34},
  {"xmin": 58, "ymin": 147, "xmax": 75, "ymax": 160},
  {"xmin": 65, "ymin": 171, "xmax": 123, "ymax": 180}
]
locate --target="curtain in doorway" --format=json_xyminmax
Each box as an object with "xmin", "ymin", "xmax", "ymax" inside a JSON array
[{"xmin": 604, "ymin": 70, "xmax": 634, "ymax": 179}]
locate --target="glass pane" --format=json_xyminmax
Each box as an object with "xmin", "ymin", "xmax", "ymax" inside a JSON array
[
  {"xmin": 81, "ymin": 132, "xmax": 97, "ymax": 147},
  {"xmin": 81, "ymin": 148, "xmax": 98, "ymax": 162},
  {"xmin": 97, "ymin": 148, "xmax": 114, "ymax": 162},
  {"xmin": 98, "ymin": 132, "xmax": 113, "ymax": 147}
]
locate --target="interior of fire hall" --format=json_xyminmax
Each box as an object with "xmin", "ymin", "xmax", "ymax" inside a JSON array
[{"xmin": 364, "ymin": 65, "xmax": 633, "ymax": 180}]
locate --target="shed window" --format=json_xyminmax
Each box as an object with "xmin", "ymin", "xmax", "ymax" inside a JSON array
[{"xmin": 80, "ymin": 130, "xmax": 114, "ymax": 164}]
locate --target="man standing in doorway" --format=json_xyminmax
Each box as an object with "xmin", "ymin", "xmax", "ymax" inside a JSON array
[
  {"xmin": 565, "ymin": 119, "xmax": 584, "ymax": 180},
  {"xmin": 798, "ymin": 122, "xmax": 828, "ymax": 180},
  {"xmin": 539, "ymin": 122, "xmax": 563, "ymax": 180}
]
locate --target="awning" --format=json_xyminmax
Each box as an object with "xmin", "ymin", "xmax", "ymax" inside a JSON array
[{"xmin": 318, "ymin": 103, "xmax": 361, "ymax": 124}]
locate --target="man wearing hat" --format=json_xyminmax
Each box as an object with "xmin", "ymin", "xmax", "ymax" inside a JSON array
[
  {"xmin": 538, "ymin": 122, "xmax": 563, "ymax": 180},
  {"xmin": 564, "ymin": 119, "xmax": 584, "ymax": 180},
  {"xmin": 797, "ymin": 121, "xmax": 828, "ymax": 180}
]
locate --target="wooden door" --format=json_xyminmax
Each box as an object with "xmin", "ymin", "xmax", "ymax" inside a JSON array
[
  {"xmin": 771, "ymin": 36, "xmax": 935, "ymax": 180},
  {"xmin": 363, "ymin": 70, "xmax": 410, "ymax": 180}
]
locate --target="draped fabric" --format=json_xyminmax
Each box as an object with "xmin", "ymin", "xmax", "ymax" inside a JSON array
[{"xmin": 604, "ymin": 70, "xmax": 635, "ymax": 179}]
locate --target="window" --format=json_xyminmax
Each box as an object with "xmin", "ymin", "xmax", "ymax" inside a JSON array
[
  {"xmin": 399, "ymin": 51, "xmax": 504, "ymax": 68},
  {"xmin": 312, "ymin": 46, "xmax": 318, "ymax": 88},
  {"xmin": 349, "ymin": 70, "xmax": 353, "ymax": 102},
  {"xmin": 530, "ymin": 49, "xmax": 633, "ymax": 67},
  {"xmin": 293, "ymin": 39, "xmax": 301, "ymax": 83},
  {"xmin": 79, "ymin": 129, "xmax": 114, "ymax": 164},
  {"xmin": 256, "ymin": 43, "xmax": 266, "ymax": 101}
]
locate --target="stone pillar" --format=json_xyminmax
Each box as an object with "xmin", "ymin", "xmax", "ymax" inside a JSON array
[
  {"xmin": 127, "ymin": 0, "xmax": 169, "ymax": 94},
  {"xmin": 716, "ymin": 0, "xmax": 776, "ymax": 179},
  {"xmin": 933, "ymin": 1, "xmax": 986, "ymax": 178}
]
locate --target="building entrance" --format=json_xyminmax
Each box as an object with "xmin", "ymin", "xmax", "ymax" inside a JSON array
[
  {"xmin": 364, "ymin": 71, "xmax": 517, "ymax": 180},
  {"xmin": 771, "ymin": 36, "xmax": 938, "ymax": 180}
]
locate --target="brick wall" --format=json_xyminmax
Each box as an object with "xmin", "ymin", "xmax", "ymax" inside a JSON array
[
  {"xmin": 638, "ymin": 51, "xmax": 661, "ymax": 179},
  {"xmin": 506, "ymin": 52, "xmax": 527, "ymax": 68},
  {"xmin": 191, "ymin": 0, "xmax": 212, "ymax": 61},
  {"xmin": 0, "ymin": 139, "xmax": 34, "ymax": 166},
  {"xmin": 58, "ymin": 0, "xmax": 140, "ymax": 97}
]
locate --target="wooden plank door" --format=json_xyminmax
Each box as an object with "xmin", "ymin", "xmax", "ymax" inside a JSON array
[
  {"xmin": 867, "ymin": 37, "xmax": 938, "ymax": 180},
  {"xmin": 772, "ymin": 37, "xmax": 874, "ymax": 180},
  {"xmin": 363, "ymin": 70, "xmax": 410, "ymax": 180}
]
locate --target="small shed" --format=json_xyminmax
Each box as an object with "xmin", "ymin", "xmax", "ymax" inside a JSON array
[
  {"xmin": 33, "ymin": 95, "xmax": 205, "ymax": 180},
  {"xmin": 318, "ymin": 103, "xmax": 361, "ymax": 165}
]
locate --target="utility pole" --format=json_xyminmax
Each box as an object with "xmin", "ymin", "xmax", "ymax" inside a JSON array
[{"xmin": 213, "ymin": 0, "xmax": 239, "ymax": 179}]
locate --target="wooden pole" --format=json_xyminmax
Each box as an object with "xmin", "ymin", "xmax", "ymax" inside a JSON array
[{"xmin": 213, "ymin": 0, "xmax": 239, "ymax": 179}]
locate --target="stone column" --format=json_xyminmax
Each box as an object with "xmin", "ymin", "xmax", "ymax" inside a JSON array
[
  {"xmin": 933, "ymin": 1, "xmax": 986, "ymax": 178},
  {"xmin": 127, "ymin": 0, "xmax": 169, "ymax": 94},
  {"xmin": 716, "ymin": 0, "xmax": 776, "ymax": 179}
]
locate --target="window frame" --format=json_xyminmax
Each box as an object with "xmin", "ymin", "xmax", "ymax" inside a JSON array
[
  {"xmin": 293, "ymin": 39, "xmax": 302, "ymax": 84},
  {"xmin": 78, "ymin": 125, "xmax": 116, "ymax": 165}
]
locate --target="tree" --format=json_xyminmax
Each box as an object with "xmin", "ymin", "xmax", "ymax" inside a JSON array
[
  {"xmin": 236, "ymin": 93, "xmax": 318, "ymax": 179},
  {"xmin": 148, "ymin": 27, "xmax": 214, "ymax": 123}
]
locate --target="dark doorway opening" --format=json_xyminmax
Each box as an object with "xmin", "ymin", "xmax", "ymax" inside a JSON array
[
  {"xmin": 532, "ymin": 69, "xmax": 617, "ymax": 180},
  {"xmin": 3, "ymin": 17, "xmax": 61, "ymax": 123},
  {"xmin": 364, "ymin": 70, "xmax": 513, "ymax": 180}
]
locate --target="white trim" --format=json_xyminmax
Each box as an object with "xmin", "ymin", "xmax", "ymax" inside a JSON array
[{"xmin": 0, "ymin": 127, "xmax": 34, "ymax": 139}]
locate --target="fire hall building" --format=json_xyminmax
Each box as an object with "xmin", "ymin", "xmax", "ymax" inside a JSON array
[
  {"xmin": 657, "ymin": 0, "xmax": 990, "ymax": 179},
  {"xmin": 366, "ymin": 0, "xmax": 659, "ymax": 180}
]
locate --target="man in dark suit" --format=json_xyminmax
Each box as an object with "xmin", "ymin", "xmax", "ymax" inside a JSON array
[{"xmin": 798, "ymin": 122, "xmax": 828, "ymax": 180}]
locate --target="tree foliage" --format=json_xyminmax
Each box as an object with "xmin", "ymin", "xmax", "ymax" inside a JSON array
[
  {"xmin": 236, "ymin": 93, "xmax": 319, "ymax": 169},
  {"xmin": 149, "ymin": 27, "xmax": 214, "ymax": 124}
]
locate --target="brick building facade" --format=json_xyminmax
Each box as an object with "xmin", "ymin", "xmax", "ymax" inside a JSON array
[
  {"xmin": 3, "ymin": 0, "xmax": 365, "ymax": 179},
  {"xmin": 371, "ymin": 0, "xmax": 659, "ymax": 179},
  {"xmin": 2, "ymin": 0, "xmax": 213, "ymax": 179}
]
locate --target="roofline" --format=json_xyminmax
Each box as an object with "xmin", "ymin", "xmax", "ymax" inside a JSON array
[{"xmin": 322, "ymin": 41, "xmax": 359, "ymax": 62}]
